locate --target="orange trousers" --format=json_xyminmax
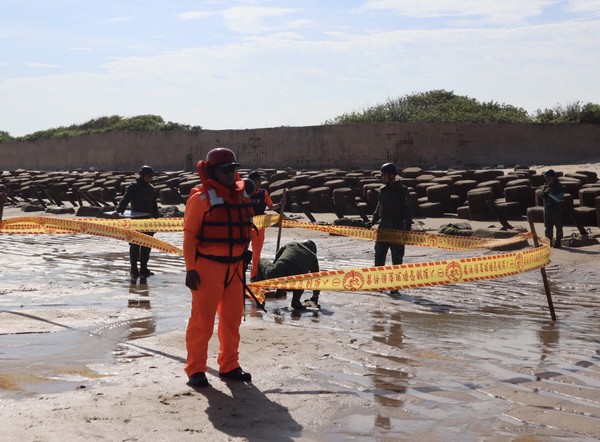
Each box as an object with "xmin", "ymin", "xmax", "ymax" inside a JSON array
[
  {"xmin": 250, "ymin": 228, "xmax": 266, "ymax": 278},
  {"xmin": 185, "ymin": 256, "xmax": 245, "ymax": 376}
]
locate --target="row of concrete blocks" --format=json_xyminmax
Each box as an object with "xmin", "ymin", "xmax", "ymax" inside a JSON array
[
  {"xmin": 2, "ymin": 167, "xmax": 600, "ymax": 228},
  {"xmin": 249, "ymin": 167, "xmax": 600, "ymax": 227}
]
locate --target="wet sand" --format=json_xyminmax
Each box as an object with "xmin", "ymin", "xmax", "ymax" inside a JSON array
[{"xmin": 1, "ymin": 163, "xmax": 600, "ymax": 441}]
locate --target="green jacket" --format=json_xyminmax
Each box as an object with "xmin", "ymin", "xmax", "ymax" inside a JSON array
[
  {"xmin": 372, "ymin": 180, "xmax": 412, "ymax": 229},
  {"xmin": 117, "ymin": 178, "xmax": 159, "ymax": 217},
  {"xmin": 265, "ymin": 241, "xmax": 319, "ymax": 279},
  {"xmin": 541, "ymin": 180, "xmax": 565, "ymax": 208}
]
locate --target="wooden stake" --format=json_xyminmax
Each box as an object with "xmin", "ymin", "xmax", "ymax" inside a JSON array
[
  {"xmin": 291, "ymin": 195, "xmax": 316, "ymax": 223},
  {"xmin": 527, "ymin": 213, "xmax": 557, "ymax": 321},
  {"xmin": 562, "ymin": 199, "xmax": 588, "ymax": 236},
  {"xmin": 275, "ymin": 188, "xmax": 287, "ymax": 252},
  {"xmin": 345, "ymin": 195, "xmax": 370, "ymax": 223},
  {"xmin": 485, "ymin": 199, "xmax": 513, "ymax": 230},
  {"xmin": 0, "ymin": 192, "xmax": 6, "ymax": 221}
]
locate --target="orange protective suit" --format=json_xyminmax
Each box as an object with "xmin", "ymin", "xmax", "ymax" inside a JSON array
[
  {"xmin": 183, "ymin": 162, "xmax": 253, "ymax": 376},
  {"xmin": 249, "ymin": 189, "xmax": 273, "ymax": 278}
]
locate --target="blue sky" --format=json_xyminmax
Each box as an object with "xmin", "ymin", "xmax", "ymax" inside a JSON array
[{"xmin": 1, "ymin": 0, "xmax": 600, "ymax": 136}]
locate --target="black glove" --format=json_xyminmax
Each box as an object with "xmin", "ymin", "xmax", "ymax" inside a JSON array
[
  {"xmin": 243, "ymin": 250, "xmax": 253, "ymax": 266},
  {"xmin": 185, "ymin": 270, "xmax": 201, "ymax": 290}
]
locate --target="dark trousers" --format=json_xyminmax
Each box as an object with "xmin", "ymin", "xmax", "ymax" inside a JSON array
[
  {"xmin": 374, "ymin": 242, "xmax": 405, "ymax": 266},
  {"xmin": 374, "ymin": 221, "xmax": 406, "ymax": 266},
  {"xmin": 544, "ymin": 205, "xmax": 563, "ymax": 246},
  {"xmin": 129, "ymin": 232, "xmax": 155, "ymax": 272}
]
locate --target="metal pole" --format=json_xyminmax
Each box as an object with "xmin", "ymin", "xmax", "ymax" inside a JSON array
[
  {"xmin": 527, "ymin": 213, "xmax": 557, "ymax": 321},
  {"xmin": 275, "ymin": 188, "xmax": 287, "ymax": 252}
]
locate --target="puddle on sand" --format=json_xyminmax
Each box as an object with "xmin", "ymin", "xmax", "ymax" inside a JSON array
[
  {"xmin": 254, "ymin": 236, "xmax": 600, "ymax": 441},
  {"xmin": 0, "ymin": 232, "xmax": 190, "ymax": 396},
  {"xmin": 0, "ymin": 315, "xmax": 161, "ymax": 397},
  {"xmin": 3, "ymin": 232, "xmax": 600, "ymax": 440}
]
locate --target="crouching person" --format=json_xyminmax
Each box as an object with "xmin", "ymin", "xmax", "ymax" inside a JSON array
[{"xmin": 255, "ymin": 240, "xmax": 320, "ymax": 310}]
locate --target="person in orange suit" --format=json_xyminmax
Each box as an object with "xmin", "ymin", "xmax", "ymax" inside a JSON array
[
  {"xmin": 246, "ymin": 170, "xmax": 283, "ymax": 282},
  {"xmin": 183, "ymin": 147, "xmax": 254, "ymax": 389}
]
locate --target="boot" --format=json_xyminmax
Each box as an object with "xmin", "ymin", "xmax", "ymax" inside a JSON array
[
  {"xmin": 291, "ymin": 291, "xmax": 305, "ymax": 310},
  {"xmin": 219, "ymin": 367, "xmax": 251, "ymax": 382},
  {"xmin": 140, "ymin": 264, "xmax": 154, "ymax": 277},
  {"xmin": 139, "ymin": 246, "xmax": 154, "ymax": 277},
  {"xmin": 129, "ymin": 244, "xmax": 140, "ymax": 278}
]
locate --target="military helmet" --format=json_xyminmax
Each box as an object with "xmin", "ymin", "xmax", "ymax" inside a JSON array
[
  {"xmin": 248, "ymin": 170, "xmax": 261, "ymax": 181},
  {"xmin": 301, "ymin": 239, "xmax": 317, "ymax": 254},
  {"xmin": 380, "ymin": 162, "xmax": 398, "ymax": 175},
  {"xmin": 139, "ymin": 165, "xmax": 154, "ymax": 175},
  {"xmin": 243, "ymin": 178, "xmax": 256, "ymax": 195}
]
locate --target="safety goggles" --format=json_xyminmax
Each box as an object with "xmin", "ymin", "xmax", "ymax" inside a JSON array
[{"xmin": 217, "ymin": 163, "xmax": 240, "ymax": 173}]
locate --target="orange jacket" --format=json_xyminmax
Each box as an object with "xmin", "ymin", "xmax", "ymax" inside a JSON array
[{"xmin": 184, "ymin": 161, "xmax": 253, "ymax": 271}]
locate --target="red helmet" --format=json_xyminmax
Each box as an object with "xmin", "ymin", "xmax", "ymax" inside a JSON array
[{"xmin": 206, "ymin": 147, "xmax": 239, "ymax": 167}]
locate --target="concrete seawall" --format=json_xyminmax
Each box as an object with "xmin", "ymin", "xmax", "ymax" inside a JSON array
[{"xmin": 2, "ymin": 122, "xmax": 599, "ymax": 171}]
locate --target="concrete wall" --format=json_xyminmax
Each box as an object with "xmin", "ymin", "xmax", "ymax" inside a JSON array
[{"xmin": 1, "ymin": 123, "xmax": 599, "ymax": 171}]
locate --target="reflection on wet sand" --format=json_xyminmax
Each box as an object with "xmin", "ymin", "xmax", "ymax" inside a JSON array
[{"xmin": 2, "ymin": 231, "xmax": 600, "ymax": 440}]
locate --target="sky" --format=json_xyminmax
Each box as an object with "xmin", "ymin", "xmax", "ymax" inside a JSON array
[{"xmin": 1, "ymin": 0, "xmax": 600, "ymax": 137}]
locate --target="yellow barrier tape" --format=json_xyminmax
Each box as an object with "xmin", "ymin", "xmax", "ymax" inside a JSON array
[
  {"xmin": 0, "ymin": 217, "xmax": 183, "ymax": 255},
  {"xmin": 1, "ymin": 215, "xmax": 531, "ymax": 251},
  {"xmin": 247, "ymin": 240, "xmax": 551, "ymax": 303},
  {"xmin": 1, "ymin": 215, "xmax": 552, "ymax": 307},
  {"xmin": 0, "ymin": 215, "xmax": 279, "ymax": 233},
  {"xmin": 280, "ymin": 218, "xmax": 533, "ymax": 250},
  {"xmin": 253, "ymin": 214, "xmax": 281, "ymax": 230},
  {"xmin": 0, "ymin": 216, "xmax": 184, "ymax": 233}
]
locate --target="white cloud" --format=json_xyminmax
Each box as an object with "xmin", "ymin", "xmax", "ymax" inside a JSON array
[
  {"xmin": 108, "ymin": 16, "xmax": 133, "ymax": 22},
  {"xmin": 2, "ymin": 2, "xmax": 600, "ymax": 136},
  {"xmin": 24, "ymin": 63, "xmax": 59, "ymax": 69},
  {"xmin": 566, "ymin": 0, "xmax": 600, "ymax": 14},
  {"xmin": 360, "ymin": 0, "xmax": 556, "ymax": 25},
  {"xmin": 179, "ymin": 6, "xmax": 303, "ymax": 34},
  {"xmin": 178, "ymin": 11, "xmax": 216, "ymax": 20}
]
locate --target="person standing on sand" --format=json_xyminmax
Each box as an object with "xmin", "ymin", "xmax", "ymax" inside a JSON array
[
  {"xmin": 541, "ymin": 169, "xmax": 565, "ymax": 248},
  {"xmin": 113, "ymin": 165, "xmax": 159, "ymax": 279},
  {"xmin": 367, "ymin": 162, "xmax": 412, "ymax": 294},
  {"xmin": 246, "ymin": 170, "xmax": 283, "ymax": 282},
  {"xmin": 183, "ymin": 148, "xmax": 254, "ymax": 389}
]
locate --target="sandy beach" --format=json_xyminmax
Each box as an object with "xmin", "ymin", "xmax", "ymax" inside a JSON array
[{"xmin": 1, "ymin": 162, "xmax": 600, "ymax": 441}]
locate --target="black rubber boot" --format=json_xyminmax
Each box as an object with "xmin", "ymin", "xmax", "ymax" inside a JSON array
[
  {"xmin": 291, "ymin": 291, "xmax": 305, "ymax": 310},
  {"xmin": 187, "ymin": 372, "xmax": 209, "ymax": 388},
  {"xmin": 219, "ymin": 368, "xmax": 252, "ymax": 382},
  {"xmin": 139, "ymin": 246, "xmax": 154, "ymax": 277},
  {"xmin": 129, "ymin": 245, "xmax": 140, "ymax": 279},
  {"xmin": 139, "ymin": 265, "xmax": 154, "ymax": 277}
]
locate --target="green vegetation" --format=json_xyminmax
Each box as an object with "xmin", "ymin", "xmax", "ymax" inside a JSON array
[
  {"xmin": 533, "ymin": 101, "xmax": 600, "ymax": 124},
  {"xmin": 2, "ymin": 92, "xmax": 600, "ymax": 143},
  {"xmin": 1, "ymin": 114, "xmax": 202, "ymax": 143},
  {"xmin": 0, "ymin": 131, "xmax": 13, "ymax": 143},
  {"xmin": 323, "ymin": 90, "xmax": 600, "ymax": 125}
]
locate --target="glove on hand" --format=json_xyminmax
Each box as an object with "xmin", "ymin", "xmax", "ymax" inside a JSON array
[{"xmin": 185, "ymin": 270, "xmax": 201, "ymax": 290}]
